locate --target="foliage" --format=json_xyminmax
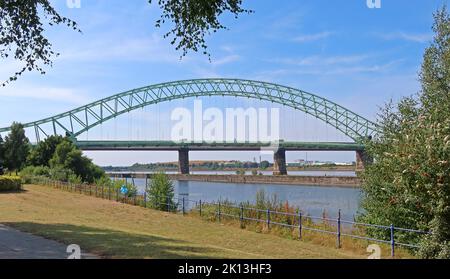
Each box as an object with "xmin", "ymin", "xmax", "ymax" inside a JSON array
[
  {"xmin": 49, "ymin": 140, "xmax": 106, "ymax": 183},
  {"xmin": 260, "ymin": 160, "xmax": 270, "ymax": 170},
  {"xmin": 0, "ymin": 134, "xmax": 4, "ymax": 173},
  {"xmin": 0, "ymin": 0, "xmax": 79, "ymax": 86},
  {"xmin": 20, "ymin": 165, "xmax": 51, "ymax": 183},
  {"xmin": 150, "ymin": 0, "xmax": 252, "ymax": 59},
  {"xmin": 3, "ymin": 122, "xmax": 30, "ymax": 171},
  {"xmin": 27, "ymin": 135, "xmax": 65, "ymax": 167},
  {"xmin": 21, "ymin": 165, "xmax": 51, "ymax": 177},
  {"xmin": 146, "ymin": 172, "xmax": 176, "ymax": 211},
  {"xmin": 111, "ymin": 179, "xmax": 138, "ymax": 197},
  {"xmin": 0, "ymin": 175, "xmax": 22, "ymax": 191},
  {"xmin": 68, "ymin": 173, "xmax": 82, "ymax": 185},
  {"xmin": 359, "ymin": 6, "xmax": 450, "ymax": 258},
  {"xmin": 48, "ymin": 165, "xmax": 75, "ymax": 182}
]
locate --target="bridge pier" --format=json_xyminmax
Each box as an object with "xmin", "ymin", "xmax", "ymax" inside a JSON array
[
  {"xmin": 356, "ymin": 150, "xmax": 372, "ymax": 172},
  {"xmin": 178, "ymin": 148, "xmax": 190, "ymax": 175},
  {"xmin": 273, "ymin": 148, "xmax": 287, "ymax": 176}
]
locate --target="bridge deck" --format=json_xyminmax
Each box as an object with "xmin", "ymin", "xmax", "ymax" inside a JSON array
[{"xmin": 75, "ymin": 140, "xmax": 364, "ymax": 151}]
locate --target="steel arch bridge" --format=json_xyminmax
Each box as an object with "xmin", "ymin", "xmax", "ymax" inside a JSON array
[{"xmin": 0, "ymin": 78, "xmax": 378, "ymax": 142}]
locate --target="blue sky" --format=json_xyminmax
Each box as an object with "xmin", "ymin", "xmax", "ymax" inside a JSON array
[{"xmin": 0, "ymin": 0, "xmax": 447, "ymax": 166}]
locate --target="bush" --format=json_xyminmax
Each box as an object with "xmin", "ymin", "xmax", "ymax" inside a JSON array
[
  {"xmin": 147, "ymin": 172, "xmax": 176, "ymax": 211},
  {"xmin": 111, "ymin": 179, "xmax": 137, "ymax": 197},
  {"xmin": 49, "ymin": 165, "xmax": 74, "ymax": 182},
  {"xmin": 68, "ymin": 173, "xmax": 82, "ymax": 184},
  {"xmin": 0, "ymin": 176, "xmax": 22, "ymax": 192}
]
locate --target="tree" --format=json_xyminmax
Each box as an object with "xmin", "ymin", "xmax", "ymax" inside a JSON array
[
  {"xmin": 260, "ymin": 160, "xmax": 270, "ymax": 170},
  {"xmin": 27, "ymin": 135, "xmax": 65, "ymax": 167},
  {"xmin": 359, "ymin": 6, "xmax": 450, "ymax": 259},
  {"xmin": 150, "ymin": 0, "xmax": 252, "ymax": 59},
  {"xmin": 49, "ymin": 140, "xmax": 105, "ymax": 183},
  {"xmin": 146, "ymin": 172, "xmax": 176, "ymax": 211},
  {"xmin": 3, "ymin": 122, "xmax": 30, "ymax": 172},
  {"xmin": 0, "ymin": 0, "xmax": 79, "ymax": 86},
  {"xmin": 0, "ymin": 135, "xmax": 4, "ymax": 174},
  {"xmin": 1, "ymin": 0, "xmax": 250, "ymax": 86}
]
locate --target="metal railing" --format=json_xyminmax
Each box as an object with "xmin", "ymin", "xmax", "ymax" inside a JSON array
[{"xmin": 30, "ymin": 177, "xmax": 429, "ymax": 258}]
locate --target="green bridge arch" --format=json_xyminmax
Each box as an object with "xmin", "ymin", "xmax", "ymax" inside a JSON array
[{"xmin": 0, "ymin": 78, "xmax": 378, "ymax": 142}]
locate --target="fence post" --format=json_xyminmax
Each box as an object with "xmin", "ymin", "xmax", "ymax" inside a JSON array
[
  {"xmin": 101, "ymin": 185, "xmax": 104, "ymax": 199},
  {"xmin": 167, "ymin": 196, "xmax": 170, "ymax": 212},
  {"xmin": 95, "ymin": 184, "xmax": 98, "ymax": 197},
  {"xmin": 134, "ymin": 194, "xmax": 137, "ymax": 206},
  {"xmin": 109, "ymin": 186, "xmax": 111, "ymax": 200},
  {"xmin": 218, "ymin": 201, "xmax": 221, "ymax": 222},
  {"xmin": 298, "ymin": 212, "xmax": 302, "ymax": 240},
  {"xmin": 116, "ymin": 188, "xmax": 119, "ymax": 202},
  {"xmin": 199, "ymin": 200, "xmax": 202, "ymax": 217},
  {"xmin": 182, "ymin": 197, "xmax": 185, "ymax": 215},
  {"xmin": 390, "ymin": 224, "xmax": 395, "ymax": 258},
  {"xmin": 144, "ymin": 192, "xmax": 147, "ymax": 208},
  {"xmin": 240, "ymin": 206, "xmax": 244, "ymax": 228},
  {"xmin": 337, "ymin": 209, "xmax": 341, "ymax": 249},
  {"xmin": 267, "ymin": 209, "xmax": 271, "ymax": 230}
]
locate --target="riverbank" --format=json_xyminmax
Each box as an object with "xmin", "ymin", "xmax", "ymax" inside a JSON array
[
  {"xmin": 169, "ymin": 174, "xmax": 361, "ymax": 187},
  {"xmin": 109, "ymin": 172, "xmax": 361, "ymax": 187}
]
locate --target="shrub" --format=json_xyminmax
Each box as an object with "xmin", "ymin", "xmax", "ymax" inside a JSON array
[
  {"xmin": 147, "ymin": 172, "xmax": 176, "ymax": 211},
  {"xmin": 109, "ymin": 179, "xmax": 137, "ymax": 197},
  {"xmin": 68, "ymin": 173, "xmax": 82, "ymax": 184},
  {"xmin": 0, "ymin": 176, "xmax": 22, "ymax": 192},
  {"xmin": 49, "ymin": 165, "xmax": 74, "ymax": 182}
]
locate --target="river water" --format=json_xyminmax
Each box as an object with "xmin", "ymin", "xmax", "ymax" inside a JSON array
[{"xmin": 115, "ymin": 171, "xmax": 362, "ymax": 221}]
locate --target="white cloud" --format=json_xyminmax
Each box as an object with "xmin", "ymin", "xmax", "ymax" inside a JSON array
[
  {"xmin": 59, "ymin": 33, "xmax": 186, "ymax": 63},
  {"xmin": 377, "ymin": 32, "xmax": 432, "ymax": 43},
  {"xmin": 211, "ymin": 54, "xmax": 241, "ymax": 66},
  {"xmin": 0, "ymin": 86, "xmax": 91, "ymax": 105},
  {"xmin": 269, "ymin": 54, "xmax": 369, "ymax": 66},
  {"xmin": 292, "ymin": 32, "xmax": 334, "ymax": 43}
]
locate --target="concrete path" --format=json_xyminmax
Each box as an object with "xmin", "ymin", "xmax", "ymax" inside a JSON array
[{"xmin": 0, "ymin": 224, "xmax": 98, "ymax": 259}]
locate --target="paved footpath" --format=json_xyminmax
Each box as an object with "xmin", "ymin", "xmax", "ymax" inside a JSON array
[{"xmin": 0, "ymin": 224, "xmax": 98, "ymax": 259}]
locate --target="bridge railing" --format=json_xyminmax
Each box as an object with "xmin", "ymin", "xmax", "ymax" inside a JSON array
[{"xmin": 29, "ymin": 176, "xmax": 429, "ymax": 258}]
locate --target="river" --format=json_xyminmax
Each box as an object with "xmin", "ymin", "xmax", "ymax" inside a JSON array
[{"xmin": 114, "ymin": 171, "xmax": 362, "ymax": 221}]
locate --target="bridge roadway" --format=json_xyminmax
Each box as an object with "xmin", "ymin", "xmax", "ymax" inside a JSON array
[
  {"xmin": 75, "ymin": 140, "xmax": 364, "ymax": 151},
  {"xmin": 75, "ymin": 140, "xmax": 367, "ymax": 175}
]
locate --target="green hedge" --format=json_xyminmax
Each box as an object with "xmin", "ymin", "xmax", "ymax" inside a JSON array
[{"xmin": 0, "ymin": 176, "xmax": 22, "ymax": 192}]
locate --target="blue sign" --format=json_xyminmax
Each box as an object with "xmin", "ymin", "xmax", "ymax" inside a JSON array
[{"xmin": 120, "ymin": 185, "xmax": 128, "ymax": 195}]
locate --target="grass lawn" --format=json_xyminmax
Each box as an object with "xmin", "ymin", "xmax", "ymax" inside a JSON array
[{"xmin": 0, "ymin": 184, "xmax": 365, "ymax": 259}]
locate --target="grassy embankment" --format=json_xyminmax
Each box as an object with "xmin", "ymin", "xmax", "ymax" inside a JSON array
[{"xmin": 0, "ymin": 185, "xmax": 410, "ymax": 259}]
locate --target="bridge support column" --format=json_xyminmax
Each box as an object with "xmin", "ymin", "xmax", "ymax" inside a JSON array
[
  {"xmin": 273, "ymin": 148, "xmax": 287, "ymax": 176},
  {"xmin": 178, "ymin": 148, "xmax": 190, "ymax": 175},
  {"xmin": 356, "ymin": 150, "xmax": 372, "ymax": 172}
]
